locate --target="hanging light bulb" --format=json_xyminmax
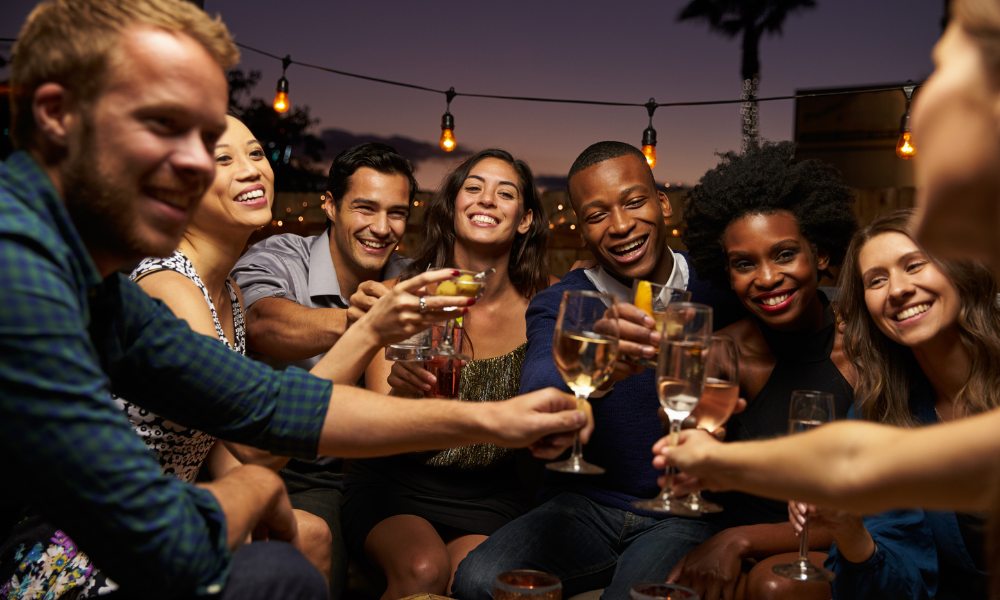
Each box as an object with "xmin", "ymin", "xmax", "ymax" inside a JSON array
[
  {"xmin": 641, "ymin": 98, "xmax": 658, "ymax": 168},
  {"xmin": 273, "ymin": 55, "xmax": 291, "ymax": 114},
  {"xmin": 895, "ymin": 82, "xmax": 917, "ymax": 160},
  {"xmin": 439, "ymin": 87, "xmax": 457, "ymax": 152}
]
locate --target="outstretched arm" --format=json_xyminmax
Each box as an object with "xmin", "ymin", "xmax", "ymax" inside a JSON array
[{"xmin": 655, "ymin": 413, "xmax": 1000, "ymax": 513}]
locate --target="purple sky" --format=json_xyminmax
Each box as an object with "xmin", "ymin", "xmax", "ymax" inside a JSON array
[{"xmin": 3, "ymin": 1, "xmax": 943, "ymax": 188}]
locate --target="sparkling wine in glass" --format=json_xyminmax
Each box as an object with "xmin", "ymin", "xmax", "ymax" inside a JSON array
[
  {"xmin": 493, "ymin": 570, "xmax": 562, "ymax": 600},
  {"xmin": 631, "ymin": 280, "xmax": 691, "ymax": 368},
  {"xmin": 772, "ymin": 389, "xmax": 837, "ymax": 582},
  {"xmin": 547, "ymin": 290, "xmax": 619, "ymax": 475},
  {"xmin": 682, "ymin": 335, "xmax": 740, "ymax": 514},
  {"xmin": 633, "ymin": 302, "xmax": 712, "ymax": 514}
]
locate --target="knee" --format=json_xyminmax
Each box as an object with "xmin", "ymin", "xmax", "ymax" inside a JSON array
[
  {"xmin": 295, "ymin": 511, "xmax": 333, "ymax": 574},
  {"xmin": 397, "ymin": 554, "xmax": 449, "ymax": 592},
  {"xmin": 746, "ymin": 554, "xmax": 831, "ymax": 600},
  {"xmin": 451, "ymin": 551, "xmax": 497, "ymax": 600}
]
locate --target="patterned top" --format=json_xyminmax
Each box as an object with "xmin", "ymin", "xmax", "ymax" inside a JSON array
[
  {"xmin": 424, "ymin": 343, "xmax": 527, "ymax": 469},
  {"xmin": 116, "ymin": 250, "xmax": 247, "ymax": 483},
  {"xmin": 0, "ymin": 151, "xmax": 332, "ymax": 596}
]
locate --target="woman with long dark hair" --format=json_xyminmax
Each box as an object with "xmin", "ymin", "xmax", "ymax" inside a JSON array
[{"xmin": 347, "ymin": 148, "xmax": 550, "ymax": 599}]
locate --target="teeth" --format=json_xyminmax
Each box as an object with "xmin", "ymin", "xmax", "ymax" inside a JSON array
[
  {"xmin": 895, "ymin": 303, "xmax": 930, "ymax": 321},
  {"xmin": 611, "ymin": 237, "xmax": 645, "ymax": 255},
  {"xmin": 761, "ymin": 292, "xmax": 791, "ymax": 306},
  {"xmin": 359, "ymin": 239, "xmax": 389, "ymax": 249},
  {"xmin": 236, "ymin": 189, "xmax": 264, "ymax": 203},
  {"xmin": 471, "ymin": 214, "xmax": 499, "ymax": 225}
]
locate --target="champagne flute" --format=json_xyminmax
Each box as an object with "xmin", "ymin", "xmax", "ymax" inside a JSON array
[
  {"xmin": 547, "ymin": 290, "xmax": 619, "ymax": 475},
  {"xmin": 684, "ymin": 335, "xmax": 740, "ymax": 514},
  {"xmin": 633, "ymin": 302, "xmax": 712, "ymax": 514},
  {"xmin": 772, "ymin": 389, "xmax": 837, "ymax": 582}
]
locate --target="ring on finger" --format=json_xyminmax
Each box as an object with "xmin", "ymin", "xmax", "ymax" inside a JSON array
[{"xmin": 418, "ymin": 296, "xmax": 428, "ymax": 314}]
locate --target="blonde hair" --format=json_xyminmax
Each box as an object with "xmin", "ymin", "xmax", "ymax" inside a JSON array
[{"xmin": 10, "ymin": 0, "xmax": 239, "ymax": 149}]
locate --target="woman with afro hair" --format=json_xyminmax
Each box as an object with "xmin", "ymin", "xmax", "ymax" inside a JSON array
[{"xmin": 665, "ymin": 141, "xmax": 858, "ymax": 600}]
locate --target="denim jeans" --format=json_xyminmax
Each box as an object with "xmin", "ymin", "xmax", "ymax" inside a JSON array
[
  {"xmin": 221, "ymin": 541, "xmax": 327, "ymax": 600},
  {"xmin": 451, "ymin": 492, "xmax": 715, "ymax": 600}
]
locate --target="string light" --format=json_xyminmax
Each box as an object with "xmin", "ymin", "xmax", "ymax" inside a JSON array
[
  {"xmin": 895, "ymin": 82, "xmax": 917, "ymax": 160},
  {"xmin": 273, "ymin": 55, "xmax": 291, "ymax": 114},
  {"xmin": 641, "ymin": 98, "xmax": 658, "ymax": 168},
  {"xmin": 440, "ymin": 87, "xmax": 457, "ymax": 152}
]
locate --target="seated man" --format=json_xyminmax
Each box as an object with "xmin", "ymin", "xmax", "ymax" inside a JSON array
[
  {"xmin": 231, "ymin": 141, "xmax": 416, "ymax": 596},
  {"xmin": 0, "ymin": 2, "xmax": 589, "ymax": 598},
  {"xmin": 451, "ymin": 141, "xmax": 740, "ymax": 600}
]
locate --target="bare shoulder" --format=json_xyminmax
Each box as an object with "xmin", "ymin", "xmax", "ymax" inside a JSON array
[{"xmin": 136, "ymin": 271, "xmax": 217, "ymax": 335}]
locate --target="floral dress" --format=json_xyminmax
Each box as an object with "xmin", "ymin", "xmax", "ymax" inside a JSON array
[{"xmin": 0, "ymin": 251, "xmax": 246, "ymax": 599}]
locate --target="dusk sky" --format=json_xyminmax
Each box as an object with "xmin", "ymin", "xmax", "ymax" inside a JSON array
[{"xmin": 3, "ymin": 1, "xmax": 944, "ymax": 189}]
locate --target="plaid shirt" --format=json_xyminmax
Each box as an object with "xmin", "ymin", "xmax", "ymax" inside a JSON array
[{"xmin": 0, "ymin": 152, "xmax": 333, "ymax": 596}]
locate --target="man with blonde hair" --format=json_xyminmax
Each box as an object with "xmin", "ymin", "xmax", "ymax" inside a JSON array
[{"xmin": 0, "ymin": 1, "xmax": 588, "ymax": 598}]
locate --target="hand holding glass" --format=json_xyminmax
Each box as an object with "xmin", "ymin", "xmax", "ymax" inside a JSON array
[
  {"xmin": 548, "ymin": 290, "xmax": 619, "ymax": 475},
  {"xmin": 633, "ymin": 302, "xmax": 712, "ymax": 514},
  {"xmin": 631, "ymin": 280, "xmax": 691, "ymax": 368}
]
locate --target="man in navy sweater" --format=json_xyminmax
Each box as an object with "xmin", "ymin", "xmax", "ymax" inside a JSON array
[{"xmin": 452, "ymin": 141, "xmax": 740, "ymax": 599}]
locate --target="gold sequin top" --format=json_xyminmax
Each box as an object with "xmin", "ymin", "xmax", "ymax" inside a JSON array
[{"xmin": 424, "ymin": 343, "xmax": 527, "ymax": 470}]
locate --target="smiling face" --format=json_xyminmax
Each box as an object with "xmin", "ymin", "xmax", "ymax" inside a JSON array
[
  {"xmin": 723, "ymin": 211, "xmax": 828, "ymax": 331},
  {"xmin": 858, "ymin": 231, "xmax": 961, "ymax": 349},
  {"xmin": 324, "ymin": 167, "xmax": 411, "ymax": 280},
  {"xmin": 911, "ymin": 23, "xmax": 1000, "ymax": 275},
  {"xmin": 190, "ymin": 115, "xmax": 273, "ymax": 235},
  {"xmin": 453, "ymin": 157, "xmax": 532, "ymax": 250},
  {"xmin": 59, "ymin": 27, "xmax": 228, "ymax": 273},
  {"xmin": 569, "ymin": 154, "xmax": 673, "ymax": 281}
]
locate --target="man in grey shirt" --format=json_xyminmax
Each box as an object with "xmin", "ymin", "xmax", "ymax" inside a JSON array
[{"xmin": 231, "ymin": 142, "xmax": 417, "ymax": 595}]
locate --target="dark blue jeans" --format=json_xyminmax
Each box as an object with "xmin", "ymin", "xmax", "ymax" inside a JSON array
[
  {"xmin": 221, "ymin": 541, "xmax": 327, "ymax": 600},
  {"xmin": 451, "ymin": 492, "xmax": 715, "ymax": 600}
]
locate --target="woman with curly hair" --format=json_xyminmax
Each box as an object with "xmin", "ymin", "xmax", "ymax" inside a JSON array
[
  {"xmin": 347, "ymin": 148, "xmax": 550, "ymax": 599},
  {"xmin": 666, "ymin": 141, "xmax": 858, "ymax": 600},
  {"xmin": 789, "ymin": 209, "xmax": 993, "ymax": 599}
]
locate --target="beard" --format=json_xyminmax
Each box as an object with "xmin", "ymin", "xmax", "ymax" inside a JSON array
[{"xmin": 59, "ymin": 115, "xmax": 187, "ymax": 273}]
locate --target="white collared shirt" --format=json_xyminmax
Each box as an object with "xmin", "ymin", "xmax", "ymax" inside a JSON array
[{"xmin": 584, "ymin": 247, "xmax": 690, "ymax": 305}]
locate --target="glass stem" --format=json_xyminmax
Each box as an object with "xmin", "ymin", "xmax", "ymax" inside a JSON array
[
  {"xmin": 798, "ymin": 515, "xmax": 810, "ymax": 562},
  {"xmin": 661, "ymin": 418, "xmax": 683, "ymax": 496},
  {"xmin": 570, "ymin": 393, "xmax": 587, "ymax": 460}
]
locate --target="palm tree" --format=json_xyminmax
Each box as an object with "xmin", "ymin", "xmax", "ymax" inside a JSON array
[{"xmin": 678, "ymin": 0, "xmax": 816, "ymax": 151}]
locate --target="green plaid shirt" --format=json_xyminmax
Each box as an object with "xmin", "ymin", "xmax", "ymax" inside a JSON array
[{"xmin": 0, "ymin": 152, "xmax": 333, "ymax": 596}]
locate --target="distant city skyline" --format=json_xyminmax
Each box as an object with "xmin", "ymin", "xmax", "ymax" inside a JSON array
[{"xmin": 2, "ymin": 1, "xmax": 945, "ymax": 189}]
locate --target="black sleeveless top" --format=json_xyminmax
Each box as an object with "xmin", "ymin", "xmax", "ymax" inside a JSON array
[{"xmin": 714, "ymin": 298, "xmax": 854, "ymax": 528}]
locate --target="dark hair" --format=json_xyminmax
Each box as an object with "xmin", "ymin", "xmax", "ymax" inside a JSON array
[
  {"xmin": 402, "ymin": 149, "xmax": 549, "ymax": 298},
  {"xmin": 682, "ymin": 141, "xmax": 857, "ymax": 288},
  {"xmin": 838, "ymin": 209, "xmax": 1000, "ymax": 427},
  {"xmin": 326, "ymin": 142, "xmax": 417, "ymax": 206},
  {"xmin": 568, "ymin": 141, "xmax": 649, "ymax": 183}
]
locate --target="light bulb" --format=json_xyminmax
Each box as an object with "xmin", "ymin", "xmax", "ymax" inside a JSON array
[
  {"xmin": 896, "ymin": 131, "xmax": 916, "ymax": 159},
  {"xmin": 642, "ymin": 144, "xmax": 657, "ymax": 168},
  {"xmin": 440, "ymin": 111, "xmax": 456, "ymax": 152},
  {"xmin": 273, "ymin": 76, "xmax": 290, "ymax": 114},
  {"xmin": 439, "ymin": 128, "xmax": 456, "ymax": 152}
]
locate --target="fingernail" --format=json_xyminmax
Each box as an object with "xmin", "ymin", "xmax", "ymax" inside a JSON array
[
  {"xmin": 466, "ymin": 298, "xmax": 476, "ymax": 306},
  {"xmin": 452, "ymin": 269, "xmax": 460, "ymax": 276}
]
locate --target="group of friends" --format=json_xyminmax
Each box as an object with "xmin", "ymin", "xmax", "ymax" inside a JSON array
[{"xmin": 2, "ymin": 1, "xmax": 1000, "ymax": 600}]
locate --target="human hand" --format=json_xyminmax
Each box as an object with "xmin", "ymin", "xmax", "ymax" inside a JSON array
[
  {"xmin": 387, "ymin": 360, "xmax": 433, "ymax": 397},
  {"xmin": 594, "ymin": 302, "xmax": 657, "ymax": 385},
  {"xmin": 354, "ymin": 269, "xmax": 473, "ymax": 346},
  {"xmin": 485, "ymin": 387, "xmax": 593, "ymax": 459},
  {"xmin": 659, "ymin": 397, "xmax": 747, "ymax": 440},
  {"xmin": 667, "ymin": 530, "xmax": 748, "ymax": 600},
  {"xmin": 347, "ymin": 280, "xmax": 390, "ymax": 327},
  {"xmin": 652, "ymin": 429, "xmax": 725, "ymax": 494}
]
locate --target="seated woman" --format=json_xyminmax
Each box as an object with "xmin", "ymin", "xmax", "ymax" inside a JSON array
[
  {"xmin": 0, "ymin": 115, "xmax": 457, "ymax": 599},
  {"xmin": 346, "ymin": 148, "xmax": 549, "ymax": 599},
  {"xmin": 670, "ymin": 141, "xmax": 857, "ymax": 600},
  {"xmin": 789, "ymin": 210, "xmax": 991, "ymax": 600}
]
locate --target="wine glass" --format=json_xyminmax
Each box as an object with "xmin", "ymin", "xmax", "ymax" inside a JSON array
[
  {"xmin": 631, "ymin": 280, "xmax": 692, "ymax": 368},
  {"xmin": 547, "ymin": 290, "xmax": 619, "ymax": 475},
  {"xmin": 772, "ymin": 389, "xmax": 837, "ymax": 582},
  {"xmin": 633, "ymin": 302, "xmax": 712, "ymax": 514},
  {"xmin": 683, "ymin": 335, "xmax": 740, "ymax": 514}
]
